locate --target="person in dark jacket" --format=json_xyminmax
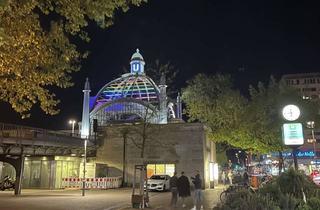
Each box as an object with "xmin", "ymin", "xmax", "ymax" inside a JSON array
[
  {"xmin": 243, "ymin": 170, "xmax": 249, "ymax": 186},
  {"xmin": 177, "ymin": 171, "xmax": 191, "ymax": 208},
  {"xmin": 169, "ymin": 172, "xmax": 179, "ymax": 208},
  {"xmin": 191, "ymin": 170, "xmax": 203, "ymax": 210}
]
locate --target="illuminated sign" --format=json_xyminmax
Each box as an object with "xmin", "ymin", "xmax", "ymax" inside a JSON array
[
  {"xmin": 282, "ymin": 105, "xmax": 300, "ymax": 121},
  {"xmin": 271, "ymin": 150, "xmax": 315, "ymax": 158},
  {"xmin": 282, "ymin": 123, "xmax": 304, "ymax": 145}
]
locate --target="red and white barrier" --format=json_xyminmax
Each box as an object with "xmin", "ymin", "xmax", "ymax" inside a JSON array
[{"xmin": 61, "ymin": 177, "xmax": 122, "ymax": 189}]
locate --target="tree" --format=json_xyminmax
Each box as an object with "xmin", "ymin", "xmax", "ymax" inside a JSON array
[
  {"xmin": 183, "ymin": 73, "xmax": 320, "ymax": 156},
  {"xmin": 146, "ymin": 59, "xmax": 179, "ymax": 97},
  {"xmin": 0, "ymin": 0, "xmax": 146, "ymax": 118},
  {"xmin": 182, "ymin": 73, "xmax": 255, "ymax": 151},
  {"xmin": 245, "ymin": 77, "xmax": 320, "ymax": 170}
]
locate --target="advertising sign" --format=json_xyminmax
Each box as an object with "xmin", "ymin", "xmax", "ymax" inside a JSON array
[{"xmin": 282, "ymin": 123, "xmax": 304, "ymax": 146}]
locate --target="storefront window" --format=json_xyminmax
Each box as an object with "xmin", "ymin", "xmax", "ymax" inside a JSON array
[
  {"xmin": 147, "ymin": 163, "xmax": 175, "ymax": 177},
  {"xmin": 156, "ymin": 164, "xmax": 165, "ymax": 174},
  {"xmin": 165, "ymin": 164, "xmax": 175, "ymax": 176},
  {"xmin": 147, "ymin": 164, "xmax": 155, "ymax": 178}
]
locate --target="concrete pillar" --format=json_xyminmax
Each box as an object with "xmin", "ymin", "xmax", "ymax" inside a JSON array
[
  {"xmin": 159, "ymin": 73, "xmax": 167, "ymax": 124},
  {"xmin": 14, "ymin": 155, "xmax": 24, "ymax": 195},
  {"xmin": 81, "ymin": 78, "xmax": 91, "ymax": 139}
]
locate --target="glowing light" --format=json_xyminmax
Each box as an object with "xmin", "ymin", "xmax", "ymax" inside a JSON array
[{"xmin": 209, "ymin": 162, "xmax": 219, "ymax": 182}]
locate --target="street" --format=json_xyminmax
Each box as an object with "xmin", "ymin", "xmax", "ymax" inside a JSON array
[{"xmin": 0, "ymin": 187, "xmax": 223, "ymax": 210}]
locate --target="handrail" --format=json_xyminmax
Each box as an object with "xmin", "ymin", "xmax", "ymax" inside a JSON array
[
  {"xmin": 0, "ymin": 122, "xmax": 99, "ymax": 149},
  {"xmin": 0, "ymin": 122, "xmax": 82, "ymax": 138}
]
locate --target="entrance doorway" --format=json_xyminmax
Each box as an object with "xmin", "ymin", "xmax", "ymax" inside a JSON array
[{"xmin": 146, "ymin": 164, "xmax": 175, "ymax": 178}]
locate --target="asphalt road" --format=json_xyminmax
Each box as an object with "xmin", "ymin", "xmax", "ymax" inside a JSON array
[{"xmin": 0, "ymin": 187, "xmax": 223, "ymax": 210}]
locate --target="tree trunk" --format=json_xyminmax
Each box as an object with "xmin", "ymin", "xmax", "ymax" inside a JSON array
[
  {"xmin": 292, "ymin": 148, "xmax": 298, "ymax": 170},
  {"xmin": 278, "ymin": 151, "xmax": 283, "ymax": 175}
]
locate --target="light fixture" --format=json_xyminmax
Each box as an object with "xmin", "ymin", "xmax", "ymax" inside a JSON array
[{"xmin": 69, "ymin": 119, "xmax": 77, "ymax": 135}]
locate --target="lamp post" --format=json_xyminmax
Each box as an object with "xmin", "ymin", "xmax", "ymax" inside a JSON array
[
  {"xmin": 69, "ymin": 120, "xmax": 76, "ymax": 135},
  {"xmin": 82, "ymin": 138, "xmax": 87, "ymax": 196},
  {"xmin": 307, "ymin": 121, "xmax": 316, "ymax": 159}
]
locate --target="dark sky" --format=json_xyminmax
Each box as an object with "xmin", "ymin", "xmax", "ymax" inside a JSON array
[{"xmin": 1, "ymin": 0, "xmax": 320, "ymax": 130}]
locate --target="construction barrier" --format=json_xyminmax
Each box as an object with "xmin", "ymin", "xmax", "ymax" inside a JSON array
[{"xmin": 61, "ymin": 177, "xmax": 122, "ymax": 189}]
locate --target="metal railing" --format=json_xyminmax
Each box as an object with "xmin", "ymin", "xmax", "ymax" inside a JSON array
[{"xmin": 0, "ymin": 122, "xmax": 84, "ymax": 146}]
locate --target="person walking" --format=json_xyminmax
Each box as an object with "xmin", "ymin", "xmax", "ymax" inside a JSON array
[
  {"xmin": 169, "ymin": 172, "xmax": 179, "ymax": 208},
  {"xmin": 177, "ymin": 171, "xmax": 191, "ymax": 208},
  {"xmin": 228, "ymin": 170, "xmax": 233, "ymax": 185},
  {"xmin": 191, "ymin": 170, "xmax": 203, "ymax": 210},
  {"xmin": 221, "ymin": 170, "xmax": 226, "ymax": 185}
]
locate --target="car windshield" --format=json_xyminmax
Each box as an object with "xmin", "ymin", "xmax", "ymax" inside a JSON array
[{"xmin": 150, "ymin": 175, "xmax": 166, "ymax": 180}]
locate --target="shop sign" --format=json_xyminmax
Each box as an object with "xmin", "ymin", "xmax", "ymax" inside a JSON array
[
  {"xmin": 271, "ymin": 150, "xmax": 315, "ymax": 158},
  {"xmin": 282, "ymin": 123, "xmax": 304, "ymax": 145}
]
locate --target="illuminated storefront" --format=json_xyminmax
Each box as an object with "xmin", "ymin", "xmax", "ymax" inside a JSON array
[
  {"xmin": 0, "ymin": 156, "xmax": 97, "ymax": 189},
  {"xmin": 146, "ymin": 164, "xmax": 175, "ymax": 178}
]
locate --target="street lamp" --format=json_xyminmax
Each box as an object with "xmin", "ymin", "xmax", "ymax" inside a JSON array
[
  {"xmin": 69, "ymin": 120, "xmax": 76, "ymax": 135},
  {"xmin": 307, "ymin": 121, "xmax": 316, "ymax": 158},
  {"xmin": 82, "ymin": 138, "xmax": 87, "ymax": 196}
]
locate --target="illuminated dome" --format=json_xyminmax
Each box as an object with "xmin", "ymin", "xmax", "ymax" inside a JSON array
[
  {"xmin": 91, "ymin": 73, "xmax": 160, "ymax": 113},
  {"xmin": 89, "ymin": 49, "xmax": 167, "ymax": 125}
]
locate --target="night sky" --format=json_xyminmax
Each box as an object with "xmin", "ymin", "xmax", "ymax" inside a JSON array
[{"xmin": 1, "ymin": 0, "xmax": 320, "ymax": 130}]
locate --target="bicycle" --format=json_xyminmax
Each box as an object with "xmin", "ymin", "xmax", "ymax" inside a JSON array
[{"xmin": 219, "ymin": 183, "xmax": 249, "ymax": 202}]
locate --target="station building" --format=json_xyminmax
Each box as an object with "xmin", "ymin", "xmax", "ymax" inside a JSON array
[
  {"xmin": 0, "ymin": 50, "xmax": 217, "ymax": 189},
  {"xmin": 81, "ymin": 49, "xmax": 217, "ymax": 188}
]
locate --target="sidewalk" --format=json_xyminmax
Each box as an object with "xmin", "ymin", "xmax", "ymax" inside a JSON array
[{"xmin": 121, "ymin": 186, "xmax": 224, "ymax": 210}]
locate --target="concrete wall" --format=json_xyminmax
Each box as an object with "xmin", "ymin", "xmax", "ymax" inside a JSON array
[{"xmin": 95, "ymin": 122, "xmax": 216, "ymax": 188}]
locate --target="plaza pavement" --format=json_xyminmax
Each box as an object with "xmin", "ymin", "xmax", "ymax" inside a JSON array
[
  {"xmin": 0, "ymin": 186, "xmax": 224, "ymax": 210},
  {"xmin": 121, "ymin": 185, "xmax": 224, "ymax": 210}
]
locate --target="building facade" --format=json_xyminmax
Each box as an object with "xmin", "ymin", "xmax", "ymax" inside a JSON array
[
  {"xmin": 282, "ymin": 72, "xmax": 320, "ymax": 99},
  {"xmin": 0, "ymin": 49, "xmax": 217, "ymax": 189},
  {"xmin": 80, "ymin": 49, "xmax": 217, "ymax": 188},
  {"xmin": 95, "ymin": 123, "xmax": 216, "ymax": 188}
]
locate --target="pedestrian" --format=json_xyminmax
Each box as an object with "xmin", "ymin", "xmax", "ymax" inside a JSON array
[
  {"xmin": 169, "ymin": 172, "xmax": 179, "ymax": 208},
  {"xmin": 221, "ymin": 170, "xmax": 226, "ymax": 185},
  {"xmin": 243, "ymin": 170, "xmax": 249, "ymax": 186},
  {"xmin": 191, "ymin": 170, "xmax": 203, "ymax": 210},
  {"xmin": 177, "ymin": 171, "xmax": 191, "ymax": 208},
  {"xmin": 228, "ymin": 170, "xmax": 233, "ymax": 185}
]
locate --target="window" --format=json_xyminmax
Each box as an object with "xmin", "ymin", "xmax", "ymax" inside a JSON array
[
  {"xmin": 286, "ymin": 80, "xmax": 290, "ymax": 85},
  {"xmin": 147, "ymin": 164, "xmax": 175, "ymax": 178}
]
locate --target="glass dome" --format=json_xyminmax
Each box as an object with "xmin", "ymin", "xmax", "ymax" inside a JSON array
[{"xmin": 91, "ymin": 73, "xmax": 160, "ymax": 113}]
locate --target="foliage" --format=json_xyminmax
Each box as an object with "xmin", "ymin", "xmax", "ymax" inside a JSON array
[
  {"xmin": 182, "ymin": 73, "xmax": 320, "ymax": 153},
  {"xmin": 306, "ymin": 197, "xmax": 320, "ymax": 210},
  {"xmin": 216, "ymin": 169, "xmax": 320, "ymax": 210},
  {"xmin": 214, "ymin": 189, "xmax": 280, "ymax": 210},
  {"xmin": 0, "ymin": 0, "xmax": 145, "ymax": 117},
  {"xmin": 146, "ymin": 59, "xmax": 179, "ymax": 97},
  {"xmin": 276, "ymin": 168, "xmax": 317, "ymax": 199},
  {"xmin": 182, "ymin": 73, "xmax": 256, "ymax": 150},
  {"xmin": 216, "ymin": 150, "xmax": 228, "ymax": 166},
  {"xmin": 245, "ymin": 77, "xmax": 320, "ymax": 153},
  {"xmin": 258, "ymin": 168, "xmax": 320, "ymax": 209}
]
